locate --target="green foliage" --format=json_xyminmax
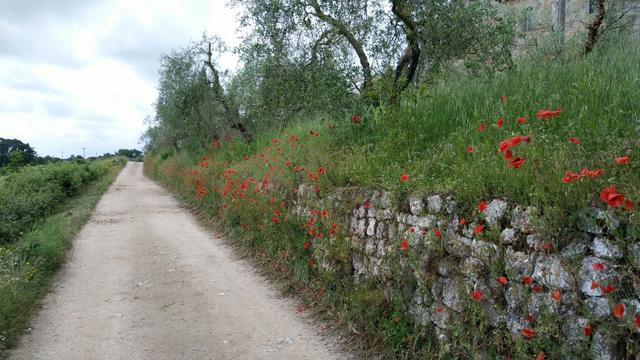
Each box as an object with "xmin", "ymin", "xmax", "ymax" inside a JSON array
[
  {"xmin": 0, "ymin": 159, "xmax": 122, "ymax": 354},
  {"xmin": 0, "ymin": 138, "xmax": 37, "ymax": 171},
  {"xmin": 0, "ymin": 160, "xmax": 113, "ymax": 244}
]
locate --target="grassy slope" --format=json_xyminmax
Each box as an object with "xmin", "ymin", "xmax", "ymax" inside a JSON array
[
  {"xmin": 145, "ymin": 40, "xmax": 640, "ymax": 358},
  {"xmin": 0, "ymin": 159, "xmax": 124, "ymax": 356}
]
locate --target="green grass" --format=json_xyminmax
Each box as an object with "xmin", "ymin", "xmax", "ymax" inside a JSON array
[
  {"xmin": 0, "ymin": 159, "xmax": 124, "ymax": 356},
  {"xmin": 144, "ymin": 38, "xmax": 640, "ymax": 359}
]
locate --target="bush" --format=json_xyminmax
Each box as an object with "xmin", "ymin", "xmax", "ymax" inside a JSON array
[{"xmin": 0, "ymin": 161, "xmax": 110, "ymax": 244}]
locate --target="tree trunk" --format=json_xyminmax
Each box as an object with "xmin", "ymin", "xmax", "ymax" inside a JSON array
[
  {"xmin": 584, "ymin": 0, "xmax": 606, "ymax": 55},
  {"xmin": 308, "ymin": 0, "xmax": 373, "ymax": 94},
  {"xmin": 391, "ymin": 0, "xmax": 421, "ymax": 99},
  {"xmin": 203, "ymin": 42, "xmax": 252, "ymax": 142}
]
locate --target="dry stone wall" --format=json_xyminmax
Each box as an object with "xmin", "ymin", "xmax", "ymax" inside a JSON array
[{"xmin": 295, "ymin": 185, "xmax": 639, "ymax": 359}]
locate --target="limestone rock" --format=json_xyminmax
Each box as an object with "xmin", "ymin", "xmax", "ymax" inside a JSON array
[
  {"xmin": 511, "ymin": 206, "xmax": 536, "ymax": 234},
  {"xmin": 408, "ymin": 195, "xmax": 424, "ymax": 215},
  {"xmin": 484, "ymin": 199, "xmax": 508, "ymax": 227},
  {"xmin": 591, "ymin": 237, "xmax": 623, "ymax": 259},
  {"xmin": 427, "ymin": 195, "xmax": 443, "ymax": 214},
  {"xmin": 500, "ymin": 228, "xmax": 518, "ymax": 245},
  {"xmin": 531, "ymin": 254, "xmax": 575, "ymax": 291}
]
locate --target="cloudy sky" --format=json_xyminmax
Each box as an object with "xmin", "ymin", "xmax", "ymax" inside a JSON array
[{"xmin": 0, "ymin": 0, "xmax": 242, "ymax": 157}]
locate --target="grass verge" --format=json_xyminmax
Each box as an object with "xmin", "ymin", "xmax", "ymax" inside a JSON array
[{"xmin": 0, "ymin": 159, "xmax": 124, "ymax": 356}]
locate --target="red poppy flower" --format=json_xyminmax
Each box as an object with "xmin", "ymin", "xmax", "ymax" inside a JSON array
[
  {"xmin": 522, "ymin": 276, "xmax": 533, "ymax": 285},
  {"xmin": 592, "ymin": 262, "xmax": 605, "ymax": 271},
  {"xmin": 526, "ymin": 313, "xmax": 535, "ymax": 323},
  {"xmin": 504, "ymin": 149, "xmax": 513, "ymax": 161},
  {"xmin": 551, "ymin": 290, "xmax": 561, "ymax": 301},
  {"xmin": 568, "ymin": 137, "xmax": 581, "ymax": 144},
  {"xmin": 600, "ymin": 284, "xmax": 615, "ymax": 295},
  {"xmin": 521, "ymin": 327, "xmax": 535, "ymax": 338},
  {"xmin": 478, "ymin": 123, "xmax": 487, "ymax": 132},
  {"xmin": 500, "ymin": 95, "xmax": 508, "ymax": 103},
  {"xmin": 583, "ymin": 323, "xmax": 592, "ymax": 337},
  {"xmin": 309, "ymin": 227, "xmax": 315, "ymax": 236},
  {"xmin": 470, "ymin": 289, "xmax": 483, "ymax": 301},
  {"xmin": 436, "ymin": 306, "xmax": 444, "ymax": 313},
  {"xmin": 635, "ymin": 314, "xmax": 640, "ymax": 328},
  {"xmin": 624, "ymin": 199, "xmax": 635, "ymax": 211},
  {"xmin": 507, "ymin": 157, "xmax": 526, "ymax": 169},
  {"xmin": 434, "ymin": 229, "xmax": 442, "ymax": 238},
  {"xmin": 536, "ymin": 352, "xmax": 545, "ymax": 360},
  {"xmin": 364, "ymin": 201, "xmax": 371, "ymax": 209},
  {"xmin": 497, "ymin": 276, "xmax": 509, "ymax": 285},
  {"xmin": 400, "ymin": 173, "xmax": 410, "ymax": 182},
  {"xmin": 351, "ymin": 114, "xmax": 361, "ymax": 123},
  {"xmin": 410, "ymin": 227, "xmax": 416, "ymax": 233},
  {"xmin": 531, "ymin": 284, "xmax": 542, "ymax": 293},
  {"xmin": 474, "ymin": 225, "xmax": 484, "ymax": 234},
  {"xmin": 562, "ymin": 171, "xmax": 582, "ymax": 183},
  {"xmin": 321, "ymin": 210, "xmax": 327, "ymax": 217},
  {"xmin": 517, "ymin": 117, "xmax": 525, "ymax": 124},
  {"xmin": 477, "ymin": 201, "xmax": 488, "ymax": 212},
  {"xmin": 615, "ymin": 156, "xmax": 630, "ymax": 165},
  {"xmin": 271, "ymin": 217, "xmax": 279, "ymax": 224},
  {"xmin": 466, "ymin": 145, "xmax": 475, "ymax": 153},
  {"xmin": 459, "ymin": 218, "xmax": 466, "ymax": 225},
  {"xmin": 400, "ymin": 239, "xmax": 408, "ymax": 252},
  {"xmin": 274, "ymin": 209, "xmax": 281, "ymax": 216},
  {"xmin": 591, "ymin": 281, "xmax": 599, "ymax": 289},
  {"xmin": 600, "ymin": 186, "xmax": 625, "ymax": 207},
  {"xmin": 536, "ymin": 107, "xmax": 562, "ymax": 119},
  {"xmin": 303, "ymin": 241, "xmax": 311, "ymax": 249},
  {"xmin": 613, "ymin": 303, "xmax": 625, "ymax": 318},
  {"xmin": 496, "ymin": 118, "xmax": 504, "ymax": 127}
]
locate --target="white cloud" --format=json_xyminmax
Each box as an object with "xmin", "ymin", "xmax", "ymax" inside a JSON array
[{"xmin": 0, "ymin": 0, "xmax": 242, "ymax": 157}]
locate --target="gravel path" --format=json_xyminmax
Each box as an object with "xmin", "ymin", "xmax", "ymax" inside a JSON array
[{"xmin": 10, "ymin": 162, "xmax": 342, "ymax": 360}]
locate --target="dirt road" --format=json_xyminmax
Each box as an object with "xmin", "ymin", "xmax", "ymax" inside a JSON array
[{"xmin": 10, "ymin": 162, "xmax": 343, "ymax": 360}]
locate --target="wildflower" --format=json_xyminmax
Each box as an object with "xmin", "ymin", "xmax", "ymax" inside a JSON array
[
  {"xmin": 470, "ymin": 289, "xmax": 483, "ymax": 301},
  {"xmin": 551, "ymin": 290, "xmax": 561, "ymax": 301},
  {"xmin": 500, "ymin": 95, "xmax": 508, "ymax": 103},
  {"xmin": 497, "ymin": 276, "xmax": 509, "ymax": 285},
  {"xmin": 615, "ymin": 156, "xmax": 630, "ymax": 165},
  {"xmin": 434, "ymin": 229, "xmax": 442, "ymax": 238},
  {"xmin": 474, "ymin": 224, "xmax": 484, "ymax": 234},
  {"xmin": 635, "ymin": 314, "xmax": 640, "ymax": 328},
  {"xmin": 517, "ymin": 117, "xmax": 525, "ymax": 124},
  {"xmin": 600, "ymin": 186, "xmax": 625, "ymax": 207},
  {"xmin": 522, "ymin": 276, "xmax": 533, "ymax": 285},
  {"xmin": 536, "ymin": 352, "xmax": 545, "ymax": 360},
  {"xmin": 568, "ymin": 137, "xmax": 581, "ymax": 144},
  {"xmin": 478, "ymin": 123, "xmax": 487, "ymax": 132},
  {"xmin": 400, "ymin": 239, "xmax": 408, "ymax": 252},
  {"xmin": 318, "ymin": 166, "xmax": 326, "ymax": 174},
  {"xmin": 364, "ymin": 201, "xmax": 371, "ymax": 209},
  {"xmin": 562, "ymin": 171, "xmax": 581, "ymax": 183},
  {"xmin": 583, "ymin": 323, "xmax": 592, "ymax": 337},
  {"xmin": 400, "ymin": 173, "xmax": 410, "ymax": 182},
  {"xmin": 507, "ymin": 157, "xmax": 526, "ymax": 169},
  {"xmin": 303, "ymin": 241, "xmax": 311, "ymax": 249},
  {"xmin": 591, "ymin": 281, "xmax": 599, "ymax": 289},
  {"xmin": 274, "ymin": 209, "xmax": 281, "ymax": 216},
  {"xmin": 466, "ymin": 145, "xmax": 475, "ymax": 153},
  {"xmin": 436, "ymin": 306, "xmax": 444, "ymax": 313},
  {"xmin": 477, "ymin": 201, "xmax": 488, "ymax": 212},
  {"xmin": 496, "ymin": 118, "xmax": 504, "ymax": 127},
  {"xmin": 309, "ymin": 227, "xmax": 315, "ymax": 236},
  {"xmin": 613, "ymin": 303, "xmax": 624, "ymax": 318},
  {"xmin": 601, "ymin": 284, "xmax": 615, "ymax": 295},
  {"xmin": 526, "ymin": 313, "xmax": 535, "ymax": 323},
  {"xmin": 459, "ymin": 218, "xmax": 466, "ymax": 225},
  {"xmin": 531, "ymin": 284, "xmax": 542, "ymax": 293},
  {"xmin": 351, "ymin": 114, "xmax": 361, "ymax": 123},
  {"xmin": 321, "ymin": 210, "xmax": 328, "ymax": 217},
  {"xmin": 521, "ymin": 327, "xmax": 535, "ymax": 338},
  {"xmin": 624, "ymin": 199, "xmax": 635, "ymax": 211},
  {"xmin": 271, "ymin": 217, "xmax": 279, "ymax": 224},
  {"xmin": 536, "ymin": 107, "xmax": 562, "ymax": 119},
  {"xmin": 592, "ymin": 262, "xmax": 605, "ymax": 271}
]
